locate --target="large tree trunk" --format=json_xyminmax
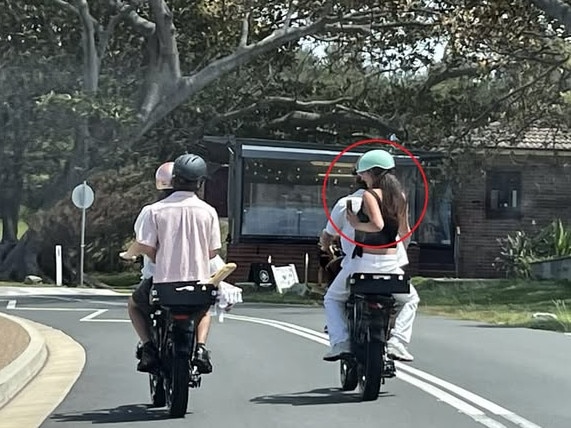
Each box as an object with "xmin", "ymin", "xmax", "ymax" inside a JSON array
[
  {"xmin": 0, "ymin": 230, "xmax": 45, "ymax": 282},
  {"xmin": 0, "ymin": 179, "xmax": 22, "ymax": 244}
]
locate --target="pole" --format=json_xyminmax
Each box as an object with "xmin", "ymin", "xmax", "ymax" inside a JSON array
[
  {"xmin": 80, "ymin": 181, "xmax": 87, "ymax": 287},
  {"xmin": 55, "ymin": 245, "xmax": 62, "ymax": 286}
]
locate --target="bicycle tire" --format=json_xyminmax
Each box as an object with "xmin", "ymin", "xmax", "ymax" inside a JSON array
[
  {"xmin": 167, "ymin": 354, "xmax": 190, "ymax": 418},
  {"xmin": 358, "ymin": 338, "xmax": 383, "ymax": 401},
  {"xmin": 339, "ymin": 359, "xmax": 359, "ymax": 391},
  {"xmin": 149, "ymin": 373, "xmax": 166, "ymax": 407}
]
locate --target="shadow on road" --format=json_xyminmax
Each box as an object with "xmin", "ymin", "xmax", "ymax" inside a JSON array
[
  {"xmin": 49, "ymin": 403, "xmax": 174, "ymax": 424},
  {"xmin": 250, "ymin": 387, "xmax": 394, "ymax": 406}
]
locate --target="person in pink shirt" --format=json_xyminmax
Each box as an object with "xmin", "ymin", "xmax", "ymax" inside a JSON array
[{"xmin": 126, "ymin": 153, "xmax": 221, "ymax": 375}]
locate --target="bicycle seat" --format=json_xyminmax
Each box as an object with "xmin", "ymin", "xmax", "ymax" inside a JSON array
[
  {"xmin": 150, "ymin": 281, "xmax": 218, "ymax": 308},
  {"xmin": 347, "ymin": 273, "xmax": 410, "ymax": 295}
]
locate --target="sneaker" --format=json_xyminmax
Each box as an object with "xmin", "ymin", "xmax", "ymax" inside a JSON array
[
  {"xmin": 387, "ymin": 338, "xmax": 414, "ymax": 362},
  {"xmin": 323, "ymin": 341, "xmax": 352, "ymax": 362},
  {"xmin": 137, "ymin": 341, "xmax": 160, "ymax": 373},
  {"xmin": 193, "ymin": 344, "xmax": 213, "ymax": 374}
]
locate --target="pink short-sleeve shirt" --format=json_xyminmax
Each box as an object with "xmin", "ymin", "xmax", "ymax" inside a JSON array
[{"xmin": 136, "ymin": 191, "xmax": 221, "ymax": 284}]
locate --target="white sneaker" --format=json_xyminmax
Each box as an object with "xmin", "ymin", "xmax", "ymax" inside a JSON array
[
  {"xmin": 323, "ymin": 341, "xmax": 352, "ymax": 362},
  {"xmin": 387, "ymin": 338, "xmax": 414, "ymax": 362}
]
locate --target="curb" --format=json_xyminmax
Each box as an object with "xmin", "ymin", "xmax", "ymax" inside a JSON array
[{"xmin": 0, "ymin": 312, "xmax": 48, "ymax": 410}]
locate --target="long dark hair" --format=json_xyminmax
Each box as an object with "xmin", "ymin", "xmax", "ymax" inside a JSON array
[{"xmin": 369, "ymin": 167, "xmax": 406, "ymax": 223}]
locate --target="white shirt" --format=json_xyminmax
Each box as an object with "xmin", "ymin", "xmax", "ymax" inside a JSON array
[
  {"xmin": 134, "ymin": 205, "xmax": 154, "ymax": 279},
  {"xmin": 324, "ymin": 189, "xmax": 409, "ymax": 268},
  {"xmin": 136, "ymin": 191, "xmax": 221, "ymax": 284}
]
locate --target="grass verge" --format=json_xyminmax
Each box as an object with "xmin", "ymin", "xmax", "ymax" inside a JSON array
[
  {"xmin": 415, "ymin": 277, "xmax": 571, "ymax": 332},
  {"xmin": 8, "ymin": 271, "xmax": 571, "ymax": 333}
]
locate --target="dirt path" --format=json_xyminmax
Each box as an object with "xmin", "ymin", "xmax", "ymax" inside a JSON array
[{"xmin": 0, "ymin": 316, "xmax": 30, "ymax": 370}]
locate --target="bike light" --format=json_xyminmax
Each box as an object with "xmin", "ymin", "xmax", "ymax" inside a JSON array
[{"xmin": 173, "ymin": 314, "xmax": 190, "ymax": 320}]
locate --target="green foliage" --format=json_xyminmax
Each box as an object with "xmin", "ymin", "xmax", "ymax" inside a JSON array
[
  {"xmin": 495, "ymin": 231, "xmax": 538, "ymax": 279},
  {"xmin": 495, "ymin": 219, "xmax": 571, "ymax": 278}
]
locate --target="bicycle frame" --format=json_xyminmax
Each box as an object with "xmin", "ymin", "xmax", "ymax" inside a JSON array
[{"xmin": 339, "ymin": 273, "xmax": 409, "ymax": 401}]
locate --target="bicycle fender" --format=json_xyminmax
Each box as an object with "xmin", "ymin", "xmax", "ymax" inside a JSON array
[{"xmin": 171, "ymin": 321, "xmax": 194, "ymax": 358}]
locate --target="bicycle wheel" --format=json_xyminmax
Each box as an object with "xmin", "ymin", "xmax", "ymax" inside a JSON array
[
  {"xmin": 340, "ymin": 359, "xmax": 358, "ymax": 391},
  {"xmin": 166, "ymin": 349, "xmax": 190, "ymax": 418},
  {"xmin": 149, "ymin": 373, "xmax": 166, "ymax": 407},
  {"xmin": 358, "ymin": 337, "xmax": 383, "ymax": 401}
]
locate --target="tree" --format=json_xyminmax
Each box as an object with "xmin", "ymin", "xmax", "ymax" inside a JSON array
[{"xmin": 3, "ymin": 0, "xmax": 571, "ymax": 283}]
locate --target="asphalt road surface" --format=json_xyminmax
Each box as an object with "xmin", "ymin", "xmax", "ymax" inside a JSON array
[{"xmin": 1, "ymin": 292, "xmax": 570, "ymax": 428}]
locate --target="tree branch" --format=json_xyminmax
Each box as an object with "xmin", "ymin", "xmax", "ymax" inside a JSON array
[
  {"xmin": 240, "ymin": 12, "xmax": 251, "ymax": 47},
  {"xmin": 75, "ymin": 0, "xmax": 99, "ymax": 92},
  {"xmin": 529, "ymin": 0, "xmax": 571, "ymax": 34},
  {"xmin": 137, "ymin": 16, "xmax": 331, "ymax": 136},
  {"xmin": 109, "ymin": 0, "xmax": 155, "ymax": 36},
  {"xmin": 149, "ymin": 0, "xmax": 181, "ymax": 79},
  {"xmin": 323, "ymin": 21, "xmax": 435, "ymax": 35},
  {"xmin": 53, "ymin": 0, "xmax": 103, "ymax": 34}
]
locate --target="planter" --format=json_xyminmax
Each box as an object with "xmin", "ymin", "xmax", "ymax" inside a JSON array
[{"xmin": 530, "ymin": 255, "xmax": 571, "ymax": 280}]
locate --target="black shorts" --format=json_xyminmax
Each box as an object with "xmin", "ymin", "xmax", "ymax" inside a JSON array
[{"xmin": 131, "ymin": 277, "xmax": 154, "ymax": 316}]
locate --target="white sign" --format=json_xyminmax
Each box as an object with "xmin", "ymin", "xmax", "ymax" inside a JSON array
[
  {"xmin": 71, "ymin": 181, "xmax": 95, "ymax": 287},
  {"xmin": 271, "ymin": 264, "xmax": 300, "ymax": 294},
  {"xmin": 71, "ymin": 183, "xmax": 95, "ymax": 209}
]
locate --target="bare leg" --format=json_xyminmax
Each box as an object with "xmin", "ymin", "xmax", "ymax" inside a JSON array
[
  {"xmin": 128, "ymin": 296, "xmax": 151, "ymax": 343},
  {"xmin": 196, "ymin": 311, "xmax": 211, "ymax": 344}
]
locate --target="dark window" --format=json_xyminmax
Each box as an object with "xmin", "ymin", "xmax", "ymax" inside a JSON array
[{"xmin": 485, "ymin": 170, "xmax": 522, "ymax": 219}]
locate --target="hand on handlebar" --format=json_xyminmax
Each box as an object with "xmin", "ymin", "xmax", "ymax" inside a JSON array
[{"xmin": 119, "ymin": 251, "xmax": 137, "ymax": 262}]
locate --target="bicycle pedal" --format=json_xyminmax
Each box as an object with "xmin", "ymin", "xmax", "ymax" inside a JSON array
[{"xmin": 382, "ymin": 360, "xmax": 396, "ymax": 378}]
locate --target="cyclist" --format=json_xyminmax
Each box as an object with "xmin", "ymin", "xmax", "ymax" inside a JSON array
[
  {"xmin": 125, "ymin": 154, "xmax": 221, "ymax": 374},
  {"xmin": 322, "ymin": 149, "xmax": 420, "ymax": 363}
]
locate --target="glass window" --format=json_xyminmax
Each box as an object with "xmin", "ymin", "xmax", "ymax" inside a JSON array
[
  {"xmin": 415, "ymin": 181, "xmax": 453, "ymax": 245},
  {"xmin": 240, "ymin": 157, "xmax": 422, "ymax": 240},
  {"xmin": 485, "ymin": 170, "xmax": 522, "ymax": 219}
]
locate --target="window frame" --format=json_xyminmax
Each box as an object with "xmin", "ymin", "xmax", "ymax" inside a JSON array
[{"xmin": 485, "ymin": 169, "xmax": 523, "ymax": 220}]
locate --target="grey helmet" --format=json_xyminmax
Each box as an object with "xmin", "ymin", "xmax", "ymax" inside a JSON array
[{"xmin": 172, "ymin": 153, "xmax": 208, "ymax": 182}]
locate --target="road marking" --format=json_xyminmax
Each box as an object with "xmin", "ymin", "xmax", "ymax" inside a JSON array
[
  {"xmin": 225, "ymin": 314, "xmax": 542, "ymax": 428},
  {"xmin": 5, "ymin": 300, "xmax": 98, "ymax": 312},
  {"xmin": 79, "ymin": 309, "xmax": 109, "ymax": 322},
  {"xmin": 397, "ymin": 371, "xmax": 507, "ymax": 428}
]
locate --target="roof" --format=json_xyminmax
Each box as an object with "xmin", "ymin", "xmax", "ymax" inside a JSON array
[
  {"xmin": 431, "ymin": 125, "xmax": 571, "ymax": 153},
  {"xmin": 503, "ymin": 127, "xmax": 571, "ymax": 151}
]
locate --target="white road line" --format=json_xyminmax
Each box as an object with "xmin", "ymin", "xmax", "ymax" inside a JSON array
[
  {"xmin": 394, "ymin": 364, "xmax": 542, "ymax": 428},
  {"xmin": 397, "ymin": 372, "xmax": 507, "ymax": 428},
  {"xmin": 79, "ymin": 309, "xmax": 109, "ymax": 322},
  {"xmin": 225, "ymin": 314, "xmax": 542, "ymax": 428},
  {"xmin": 5, "ymin": 300, "xmax": 99, "ymax": 312}
]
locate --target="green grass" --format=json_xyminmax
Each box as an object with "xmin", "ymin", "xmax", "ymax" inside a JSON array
[
  {"xmin": 0, "ymin": 220, "xmax": 29, "ymax": 239},
  {"xmin": 414, "ymin": 277, "xmax": 571, "ymax": 332},
  {"xmin": 8, "ymin": 269, "xmax": 571, "ymax": 333}
]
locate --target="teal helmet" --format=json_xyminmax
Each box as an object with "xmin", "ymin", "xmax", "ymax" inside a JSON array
[{"xmin": 355, "ymin": 149, "xmax": 395, "ymax": 173}]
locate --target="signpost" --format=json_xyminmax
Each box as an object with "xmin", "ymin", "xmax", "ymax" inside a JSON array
[{"xmin": 71, "ymin": 181, "xmax": 95, "ymax": 287}]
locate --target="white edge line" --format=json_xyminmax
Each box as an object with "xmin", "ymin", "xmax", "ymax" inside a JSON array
[
  {"xmin": 397, "ymin": 372, "xmax": 507, "ymax": 428},
  {"xmin": 394, "ymin": 363, "xmax": 543, "ymax": 428},
  {"xmin": 79, "ymin": 309, "xmax": 109, "ymax": 322},
  {"xmin": 225, "ymin": 314, "xmax": 543, "ymax": 428}
]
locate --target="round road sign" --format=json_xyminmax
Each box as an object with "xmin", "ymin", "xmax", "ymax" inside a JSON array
[{"xmin": 71, "ymin": 182, "xmax": 95, "ymax": 209}]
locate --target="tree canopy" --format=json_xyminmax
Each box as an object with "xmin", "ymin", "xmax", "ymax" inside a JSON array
[{"xmin": 1, "ymin": 0, "xmax": 571, "ymax": 282}]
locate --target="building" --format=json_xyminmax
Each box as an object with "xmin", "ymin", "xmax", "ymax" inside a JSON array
[
  {"xmin": 201, "ymin": 128, "xmax": 571, "ymax": 281},
  {"xmin": 452, "ymin": 127, "xmax": 571, "ymax": 278},
  {"xmin": 201, "ymin": 136, "xmax": 451, "ymax": 284}
]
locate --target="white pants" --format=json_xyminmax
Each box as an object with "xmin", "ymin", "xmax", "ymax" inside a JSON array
[{"xmin": 323, "ymin": 253, "xmax": 420, "ymax": 346}]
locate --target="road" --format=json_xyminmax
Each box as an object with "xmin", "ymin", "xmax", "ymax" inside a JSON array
[{"xmin": 1, "ymin": 291, "xmax": 570, "ymax": 428}]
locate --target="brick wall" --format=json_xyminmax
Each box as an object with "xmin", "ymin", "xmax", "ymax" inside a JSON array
[
  {"xmin": 455, "ymin": 153, "xmax": 571, "ymax": 278},
  {"xmin": 226, "ymin": 241, "xmax": 421, "ymax": 284}
]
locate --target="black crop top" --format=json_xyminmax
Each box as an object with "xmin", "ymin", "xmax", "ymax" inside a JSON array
[{"xmin": 352, "ymin": 189, "xmax": 399, "ymax": 258}]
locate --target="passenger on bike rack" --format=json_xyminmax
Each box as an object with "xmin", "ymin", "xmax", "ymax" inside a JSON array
[
  {"xmin": 319, "ymin": 163, "xmax": 409, "ymax": 334},
  {"xmin": 322, "ymin": 149, "xmax": 420, "ymax": 363},
  {"xmin": 125, "ymin": 154, "xmax": 222, "ymax": 375}
]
